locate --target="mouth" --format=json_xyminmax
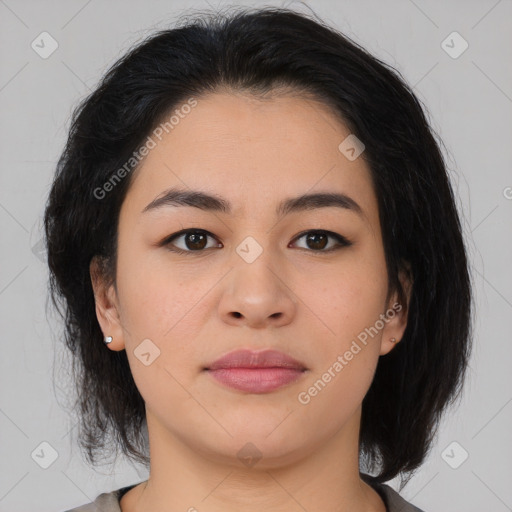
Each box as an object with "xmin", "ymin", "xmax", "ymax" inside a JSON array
[{"xmin": 204, "ymin": 349, "xmax": 308, "ymax": 393}]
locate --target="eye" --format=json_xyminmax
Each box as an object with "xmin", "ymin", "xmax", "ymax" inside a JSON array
[
  {"xmin": 290, "ymin": 230, "xmax": 352, "ymax": 252},
  {"xmin": 162, "ymin": 229, "xmax": 222, "ymax": 253},
  {"xmin": 162, "ymin": 228, "xmax": 352, "ymax": 255}
]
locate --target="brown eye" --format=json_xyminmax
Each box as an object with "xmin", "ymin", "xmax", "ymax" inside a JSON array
[
  {"xmin": 305, "ymin": 232, "xmax": 328, "ymax": 250},
  {"xmin": 183, "ymin": 232, "xmax": 208, "ymax": 250},
  {"xmin": 164, "ymin": 229, "xmax": 221, "ymax": 253},
  {"xmin": 162, "ymin": 228, "xmax": 351, "ymax": 255},
  {"xmin": 291, "ymin": 230, "xmax": 352, "ymax": 252}
]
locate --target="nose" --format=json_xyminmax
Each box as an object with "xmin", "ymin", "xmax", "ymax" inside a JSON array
[{"xmin": 218, "ymin": 255, "xmax": 297, "ymax": 329}]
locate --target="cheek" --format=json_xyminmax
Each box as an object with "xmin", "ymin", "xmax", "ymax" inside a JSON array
[
  {"xmin": 296, "ymin": 261, "xmax": 386, "ymax": 422},
  {"xmin": 116, "ymin": 247, "xmax": 222, "ymax": 386},
  {"xmin": 118, "ymin": 261, "xmax": 207, "ymax": 412},
  {"xmin": 301, "ymin": 254, "xmax": 388, "ymax": 344},
  {"xmin": 295, "ymin": 252, "xmax": 387, "ymax": 419},
  {"xmin": 296, "ymin": 344, "xmax": 379, "ymax": 441},
  {"xmin": 116, "ymin": 241, "xmax": 200, "ymax": 333}
]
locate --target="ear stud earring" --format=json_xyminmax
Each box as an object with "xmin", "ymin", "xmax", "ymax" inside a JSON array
[{"xmin": 104, "ymin": 336, "xmax": 113, "ymax": 345}]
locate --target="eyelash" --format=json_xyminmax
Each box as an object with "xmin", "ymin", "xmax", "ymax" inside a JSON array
[{"xmin": 161, "ymin": 229, "xmax": 352, "ymax": 255}]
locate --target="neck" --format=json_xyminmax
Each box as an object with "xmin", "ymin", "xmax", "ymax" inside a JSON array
[{"xmin": 123, "ymin": 406, "xmax": 386, "ymax": 512}]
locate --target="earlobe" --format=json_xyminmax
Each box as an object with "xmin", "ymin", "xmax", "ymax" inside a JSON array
[
  {"xmin": 379, "ymin": 312, "xmax": 407, "ymax": 355},
  {"xmin": 89, "ymin": 256, "xmax": 125, "ymax": 351},
  {"xmin": 380, "ymin": 264, "xmax": 413, "ymax": 356}
]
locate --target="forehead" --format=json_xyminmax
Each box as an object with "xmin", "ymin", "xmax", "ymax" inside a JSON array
[{"xmin": 122, "ymin": 91, "xmax": 377, "ymax": 222}]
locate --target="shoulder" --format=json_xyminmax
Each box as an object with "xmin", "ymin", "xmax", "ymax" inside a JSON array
[
  {"xmin": 62, "ymin": 482, "xmax": 141, "ymax": 512},
  {"xmin": 62, "ymin": 480, "xmax": 426, "ymax": 512},
  {"xmin": 62, "ymin": 489, "xmax": 123, "ymax": 512},
  {"xmin": 374, "ymin": 482, "xmax": 426, "ymax": 512}
]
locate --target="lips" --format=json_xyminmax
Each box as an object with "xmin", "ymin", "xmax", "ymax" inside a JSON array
[
  {"xmin": 206, "ymin": 349, "xmax": 307, "ymax": 371},
  {"xmin": 205, "ymin": 349, "xmax": 308, "ymax": 393}
]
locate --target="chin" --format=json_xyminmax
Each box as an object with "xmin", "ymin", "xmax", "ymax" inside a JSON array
[{"xmin": 188, "ymin": 421, "xmax": 313, "ymax": 469}]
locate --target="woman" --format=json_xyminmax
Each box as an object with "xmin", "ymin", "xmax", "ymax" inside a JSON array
[{"xmin": 46, "ymin": 6, "xmax": 472, "ymax": 512}]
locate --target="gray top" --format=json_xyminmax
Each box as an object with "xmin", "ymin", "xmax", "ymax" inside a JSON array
[{"xmin": 63, "ymin": 478, "xmax": 425, "ymax": 512}]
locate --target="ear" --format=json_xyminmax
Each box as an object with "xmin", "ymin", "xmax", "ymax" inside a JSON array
[
  {"xmin": 89, "ymin": 256, "xmax": 126, "ymax": 351},
  {"xmin": 380, "ymin": 263, "xmax": 413, "ymax": 356}
]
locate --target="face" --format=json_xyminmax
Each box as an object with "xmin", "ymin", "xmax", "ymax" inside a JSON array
[{"xmin": 91, "ymin": 90, "xmax": 409, "ymax": 468}]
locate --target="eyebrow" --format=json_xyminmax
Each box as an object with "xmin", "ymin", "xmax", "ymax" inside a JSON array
[{"xmin": 142, "ymin": 186, "xmax": 364, "ymax": 219}]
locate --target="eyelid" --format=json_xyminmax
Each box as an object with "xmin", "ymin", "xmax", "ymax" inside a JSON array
[
  {"xmin": 161, "ymin": 228, "xmax": 352, "ymax": 254},
  {"xmin": 291, "ymin": 229, "xmax": 352, "ymax": 251},
  {"xmin": 160, "ymin": 229, "xmax": 222, "ymax": 252}
]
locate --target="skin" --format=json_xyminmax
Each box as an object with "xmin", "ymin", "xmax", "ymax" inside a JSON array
[{"xmin": 90, "ymin": 90, "xmax": 411, "ymax": 512}]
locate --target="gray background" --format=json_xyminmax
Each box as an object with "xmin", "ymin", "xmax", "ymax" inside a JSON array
[{"xmin": 0, "ymin": 0, "xmax": 511, "ymax": 511}]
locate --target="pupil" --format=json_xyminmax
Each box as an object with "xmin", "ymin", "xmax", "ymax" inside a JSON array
[
  {"xmin": 307, "ymin": 232, "xmax": 327, "ymax": 250},
  {"xmin": 187, "ymin": 232, "xmax": 206, "ymax": 250}
]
